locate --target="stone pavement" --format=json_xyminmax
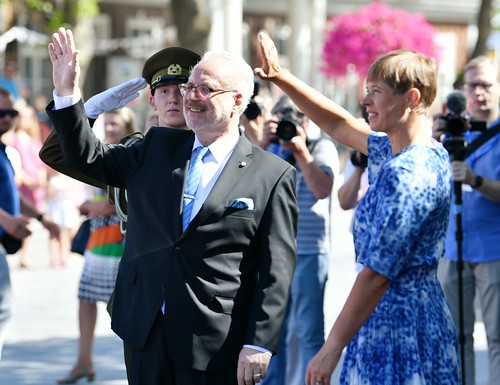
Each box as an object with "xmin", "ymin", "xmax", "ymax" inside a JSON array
[
  {"xmin": 0, "ymin": 196, "xmax": 490, "ymax": 384},
  {"xmin": 0, "ymin": 222, "xmax": 127, "ymax": 385}
]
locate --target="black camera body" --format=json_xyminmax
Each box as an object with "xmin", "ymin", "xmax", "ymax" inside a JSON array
[
  {"xmin": 244, "ymin": 78, "xmax": 262, "ymax": 120},
  {"xmin": 440, "ymin": 112, "xmax": 486, "ymax": 160},
  {"xmin": 276, "ymin": 109, "xmax": 303, "ymax": 141},
  {"xmin": 244, "ymin": 98, "xmax": 262, "ymax": 120},
  {"xmin": 440, "ymin": 113, "xmax": 486, "ymax": 137},
  {"xmin": 440, "ymin": 90, "xmax": 486, "ymax": 158},
  {"xmin": 350, "ymin": 150, "xmax": 368, "ymax": 168}
]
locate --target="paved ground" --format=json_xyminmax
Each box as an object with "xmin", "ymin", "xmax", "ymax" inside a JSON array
[{"xmin": 0, "ymin": 195, "xmax": 490, "ymax": 384}]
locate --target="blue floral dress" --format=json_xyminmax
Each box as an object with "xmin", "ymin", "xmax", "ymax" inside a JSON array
[{"xmin": 341, "ymin": 133, "xmax": 461, "ymax": 384}]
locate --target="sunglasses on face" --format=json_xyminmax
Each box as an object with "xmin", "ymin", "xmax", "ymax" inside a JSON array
[{"xmin": 0, "ymin": 109, "xmax": 19, "ymax": 118}]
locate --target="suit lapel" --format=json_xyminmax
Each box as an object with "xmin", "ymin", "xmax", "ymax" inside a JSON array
[{"xmin": 187, "ymin": 134, "xmax": 254, "ymax": 231}]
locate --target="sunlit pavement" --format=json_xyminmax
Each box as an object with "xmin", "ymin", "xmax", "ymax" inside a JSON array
[{"xmin": 0, "ymin": 191, "xmax": 489, "ymax": 385}]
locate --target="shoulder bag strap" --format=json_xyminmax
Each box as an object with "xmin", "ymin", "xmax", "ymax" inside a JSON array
[{"xmin": 464, "ymin": 123, "xmax": 500, "ymax": 159}]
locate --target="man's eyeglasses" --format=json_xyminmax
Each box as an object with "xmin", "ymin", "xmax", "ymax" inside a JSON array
[
  {"xmin": 0, "ymin": 109, "xmax": 19, "ymax": 118},
  {"xmin": 464, "ymin": 82, "xmax": 495, "ymax": 92},
  {"xmin": 178, "ymin": 83, "xmax": 237, "ymax": 99}
]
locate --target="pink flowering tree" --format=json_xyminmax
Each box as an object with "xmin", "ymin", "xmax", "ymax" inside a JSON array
[{"xmin": 321, "ymin": 1, "xmax": 441, "ymax": 78}]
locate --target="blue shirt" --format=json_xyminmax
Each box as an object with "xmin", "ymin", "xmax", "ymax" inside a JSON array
[
  {"xmin": 444, "ymin": 123, "xmax": 500, "ymax": 263},
  {"xmin": 0, "ymin": 75, "xmax": 21, "ymax": 100},
  {"xmin": 267, "ymin": 138, "xmax": 337, "ymax": 255},
  {"xmin": 0, "ymin": 142, "xmax": 20, "ymax": 237},
  {"xmin": 0, "ymin": 77, "xmax": 20, "ymax": 100}
]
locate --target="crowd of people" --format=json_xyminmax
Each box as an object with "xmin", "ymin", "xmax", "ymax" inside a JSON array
[{"xmin": 0, "ymin": 25, "xmax": 498, "ymax": 385}]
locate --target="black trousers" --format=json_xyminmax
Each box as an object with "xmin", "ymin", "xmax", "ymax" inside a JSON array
[{"xmin": 123, "ymin": 312, "xmax": 238, "ymax": 385}]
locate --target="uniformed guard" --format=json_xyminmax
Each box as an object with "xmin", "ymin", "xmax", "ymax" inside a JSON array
[{"xmin": 142, "ymin": 47, "xmax": 201, "ymax": 94}]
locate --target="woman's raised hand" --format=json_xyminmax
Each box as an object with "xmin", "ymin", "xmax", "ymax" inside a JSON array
[{"xmin": 254, "ymin": 32, "xmax": 282, "ymax": 80}]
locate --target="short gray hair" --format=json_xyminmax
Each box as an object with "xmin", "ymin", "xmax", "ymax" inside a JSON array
[{"xmin": 197, "ymin": 51, "xmax": 255, "ymax": 115}]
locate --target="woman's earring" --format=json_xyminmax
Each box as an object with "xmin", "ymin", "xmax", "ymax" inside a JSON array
[{"xmin": 406, "ymin": 107, "xmax": 412, "ymax": 113}]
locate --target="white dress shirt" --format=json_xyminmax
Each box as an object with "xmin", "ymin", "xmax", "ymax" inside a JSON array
[{"xmin": 188, "ymin": 131, "xmax": 238, "ymax": 221}]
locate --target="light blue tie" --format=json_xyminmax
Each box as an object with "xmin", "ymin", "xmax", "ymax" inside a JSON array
[{"xmin": 182, "ymin": 146, "xmax": 209, "ymax": 231}]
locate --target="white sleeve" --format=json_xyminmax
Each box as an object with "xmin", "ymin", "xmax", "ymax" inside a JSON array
[{"xmin": 52, "ymin": 89, "xmax": 81, "ymax": 110}]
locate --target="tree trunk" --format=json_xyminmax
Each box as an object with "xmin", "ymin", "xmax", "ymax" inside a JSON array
[
  {"xmin": 471, "ymin": 0, "xmax": 493, "ymax": 58},
  {"xmin": 170, "ymin": 0, "xmax": 211, "ymax": 54}
]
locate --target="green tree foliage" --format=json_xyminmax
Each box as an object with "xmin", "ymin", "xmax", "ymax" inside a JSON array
[{"xmin": 3, "ymin": 0, "xmax": 99, "ymax": 32}]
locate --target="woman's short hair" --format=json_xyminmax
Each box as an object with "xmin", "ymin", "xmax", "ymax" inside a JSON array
[{"xmin": 368, "ymin": 49, "xmax": 437, "ymax": 110}]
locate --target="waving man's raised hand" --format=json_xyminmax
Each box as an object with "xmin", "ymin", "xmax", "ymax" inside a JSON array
[{"xmin": 48, "ymin": 27, "xmax": 81, "ymax": 98}]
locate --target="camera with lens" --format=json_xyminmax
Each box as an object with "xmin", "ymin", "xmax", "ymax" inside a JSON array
[
  {"xmin": 350, "ymin": 150, "xmax": 368, "ymax": 168},
  {"xmin": 439, "ymin": 90, "xmax": 486, "ymax": 159},
  {"xmin": 440, "ymin": 90, "xmax": 485, "ymax": 137},
  {"xmin": 244, "ymin": 78, "xmax": 262, "ymax": 120},
  {"xmin": 276, "ymin": 108, "xmax": 304, "ymax": 141},
  {"xmin": 440, "ymin": 112, "xmax": 486, "ymax": 159},
  {"xmin": 244, "ymin": 98, "xmax": 262, "ymax": 120},
  {"xmin": 439, "ymin": 113, "xmax": 486, "ymax": 137}
]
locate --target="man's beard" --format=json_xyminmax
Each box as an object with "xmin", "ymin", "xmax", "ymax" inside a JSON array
[{"xmin": 187, "ymin": 106, "xmax": 230, "ymax": 135}]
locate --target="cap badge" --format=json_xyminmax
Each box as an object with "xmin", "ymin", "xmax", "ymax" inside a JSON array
[{"xmin": 167, "ymin": 64, "xmax": 182, "ymax": 76}]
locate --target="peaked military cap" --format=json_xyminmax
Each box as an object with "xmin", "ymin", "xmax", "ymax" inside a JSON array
[{"xmin": 142, "ymin": 47, "xmax": 201, "ymax": 91}]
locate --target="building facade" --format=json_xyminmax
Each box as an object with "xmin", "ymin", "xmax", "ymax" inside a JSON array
[{"xmin": 0, "ymin": 0, "xmax": 489, "ymax": 116}]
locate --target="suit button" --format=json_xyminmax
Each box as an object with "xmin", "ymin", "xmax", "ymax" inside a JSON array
[
  {"xmin": 160, "ymin": 285, "xmax": 166, "ymax": 292},
  {"xmin": 174, "ymin": 247, "xmax": 181, "ymax": 254}
]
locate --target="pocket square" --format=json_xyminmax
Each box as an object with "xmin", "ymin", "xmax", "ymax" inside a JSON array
[{"xmin": 229, "ymin": 198, "xmax": 254, "ymax": 210}]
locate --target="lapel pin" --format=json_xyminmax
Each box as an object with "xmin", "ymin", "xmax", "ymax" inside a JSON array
[{"xmin": 239, "ymin": 161, "xmax": 247, "ymax": 168}]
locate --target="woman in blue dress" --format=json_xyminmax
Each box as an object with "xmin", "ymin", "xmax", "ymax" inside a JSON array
[{"xmin": 255, "ymin": 33, "xmax": 461, "ymax": 385}]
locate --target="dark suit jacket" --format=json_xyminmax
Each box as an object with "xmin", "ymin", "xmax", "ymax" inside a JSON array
[
  {"xmin": 46, "ymin": 100, "xmax": 298, "ymax": 373},
  {"xmin": 39, "ymin": 120, "xmax": 106, "ymax": 189}
]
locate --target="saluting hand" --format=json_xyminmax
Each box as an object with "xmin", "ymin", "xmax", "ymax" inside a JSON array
[
  {"xmin": 84, "ymin": 77, "xmax": 148, "ymax": 119},
  {"xmin": 48, "ymin": 27, "xmax": 81, "ymax": 97}
]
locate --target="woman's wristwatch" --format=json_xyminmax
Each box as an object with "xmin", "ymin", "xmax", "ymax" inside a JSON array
[{"xmin": 470, "ymin": 174, "xmax": 484, "ymax": 189}]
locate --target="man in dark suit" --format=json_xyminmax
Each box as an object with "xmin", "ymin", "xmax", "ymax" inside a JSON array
[
  {"xmin": 41, "ymin": 44, "xmax": 202, "ymax": 384},
  {"xmin": 46, "ymin": 27, "xmax": 298, "ymax": 385}
]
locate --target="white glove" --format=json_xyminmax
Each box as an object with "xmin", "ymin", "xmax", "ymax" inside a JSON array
[{"xmin": 84, "ymin": 77, "xmax": 148, "ymax": 119}]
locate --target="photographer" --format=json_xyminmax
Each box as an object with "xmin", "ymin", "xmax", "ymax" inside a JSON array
[
  {"xmin": 239, "ymin": 77, "xmax": 268, "ymax": 147},
  {"xmin": 338, "ymin": 150, "xmax": 368, "ymax": 211},
  {"xmin": 437, "ymin": 56, "xmax": 500, "ymax": 385},
  {"xmin": 259, "ymin": 95, "xmax": 338, "ymax": 385},
  {"xmin": 338, "ymin": 109, "xmax": 370, "ymax": 212}
]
